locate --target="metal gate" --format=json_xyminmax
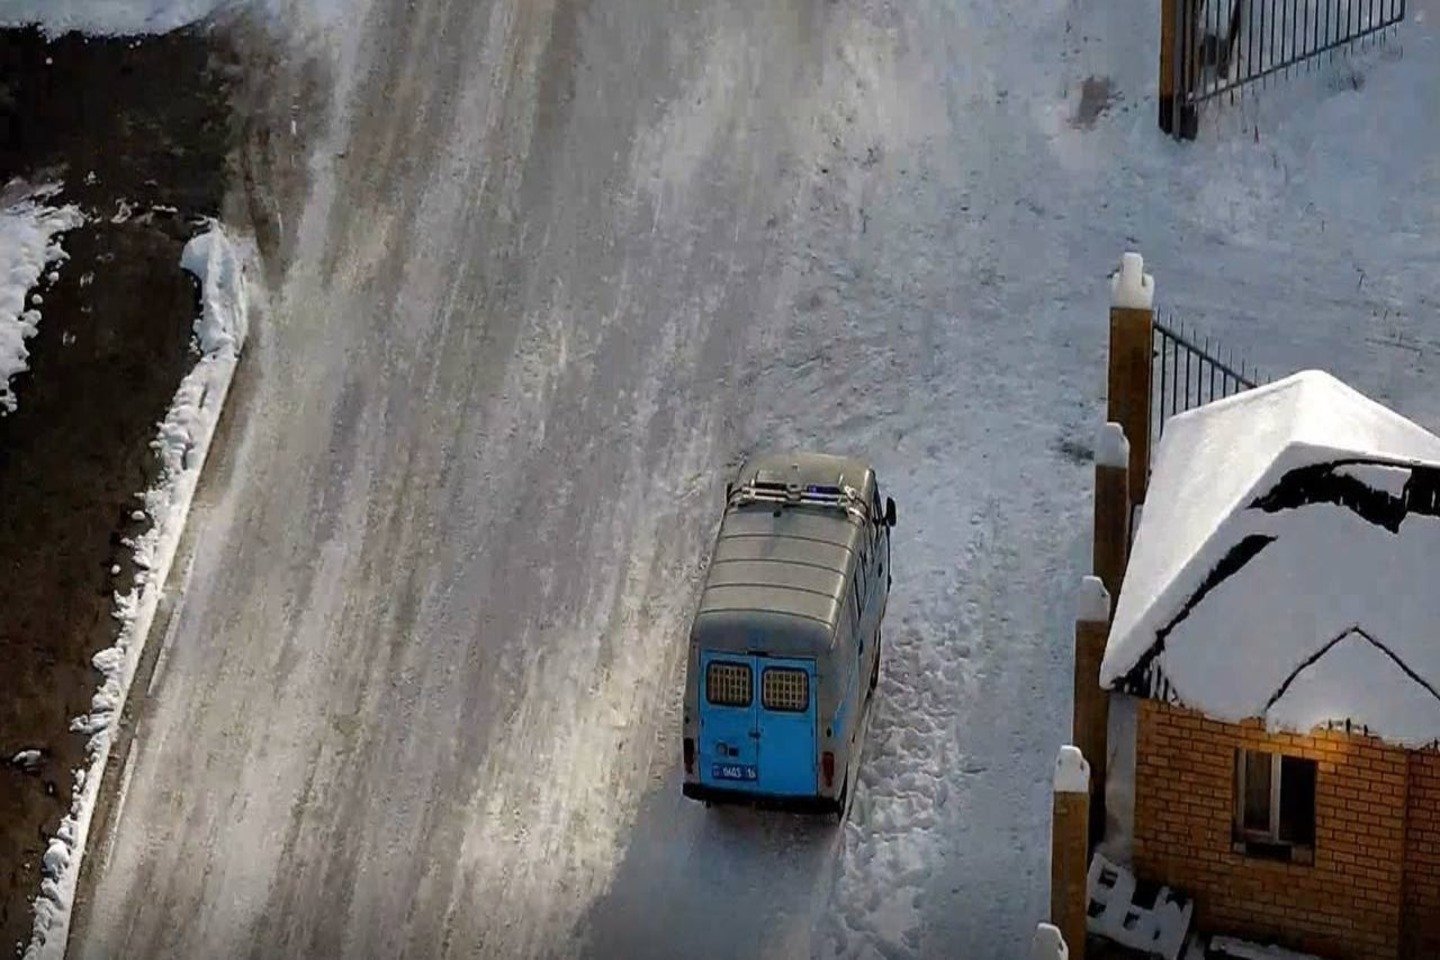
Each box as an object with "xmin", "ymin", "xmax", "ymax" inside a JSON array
[
  {"xmin": 1162, "ymin": 0, "xmax": 1406, "ymax": 138},
  {"xmin": 1152, "ymin": 317, "xmax": 1264, "ymax": 448}
]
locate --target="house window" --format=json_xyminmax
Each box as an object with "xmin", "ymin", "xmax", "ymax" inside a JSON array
[{"xmin": 1233, "ymin": 749, "xmax": 1317, "ymax": 863}]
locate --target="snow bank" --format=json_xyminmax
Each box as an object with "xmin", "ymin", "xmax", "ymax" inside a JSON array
[
  {"xmin": 24, "ymin": 223, "xmax": 249, "ymax": 960},
  {"xmin": 1053, "ymin": 745, "xmax": 1089, "ymax": 793},
  {"xmin": 0, "ymin": 0, "xmax": 351, "ymax": 38},
  {"xmin": 0, "ymin": 185, "xmax": 84, "ymax": 414},
  {"xmin": 1209, "ymin": 937, "xmax": 1323, "ymax": 960},
  {"xmin": 0, "ymin": 0, "xmax": 235, "ymax": 35}
]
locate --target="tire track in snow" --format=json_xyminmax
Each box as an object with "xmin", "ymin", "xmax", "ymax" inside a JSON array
[{"xmin": 816, "ymin": 497, "xmax": 998, "ymax": 960}]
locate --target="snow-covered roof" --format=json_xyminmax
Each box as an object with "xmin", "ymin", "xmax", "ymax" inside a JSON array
[{"xmin": 1101, "ymin": 370, "xmax": 1440, "ymax": 748}]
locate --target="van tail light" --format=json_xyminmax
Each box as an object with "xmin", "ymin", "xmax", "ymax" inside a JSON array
[
  {"xmin": 822, "ymin": 751, "xmax": 835, "ymax": 787},
  {"xmin": 683, "ymin": 738, "xmax": 695, "ymax": 774}
]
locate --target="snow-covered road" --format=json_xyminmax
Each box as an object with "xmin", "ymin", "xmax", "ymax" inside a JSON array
[{"xmin": 70, "ymin": 0, "xmax": 1440, "ymax": 956}]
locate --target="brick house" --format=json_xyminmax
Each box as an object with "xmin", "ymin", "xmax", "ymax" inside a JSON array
[{"xmin": 1097, "ymin": 370, "xmax": 1440, "ymax": 960}]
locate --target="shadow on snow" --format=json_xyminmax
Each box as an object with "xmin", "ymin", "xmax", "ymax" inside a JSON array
[{"xmin": 574, "ymin": 779, "xmax": 843, "ymax": 960}]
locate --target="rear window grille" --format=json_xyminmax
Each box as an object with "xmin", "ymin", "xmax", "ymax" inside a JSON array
[
  {"xmin": 762, "ymin": 668, "xmax": 809, "ymax": 713},
  {"xmin": 706, "ymin": 661, "xmax": 752, "ymax": 707}
]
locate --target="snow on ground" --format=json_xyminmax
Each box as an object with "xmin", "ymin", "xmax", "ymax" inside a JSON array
[
  {"xmin": 24, "ymin": 224, "xmax": 249, "ymax": 960},
  {"xmin": 0, "ymin": 0, "xmax": 350, "ymax": 39},
  {"xmin": 11, "ymin": 750, "xmax": 44, "ymax": 772},
  {"xmin": 0, "ymin": 184, "xmax": 84, "ymax": 414},
  {"xmin": 700, "ymin": 3, "xmax": 1440, "ymax": 952},
  {"xmin": 54, "ymin": 0, "xmax": 1440, "ymax": 959},
  {"xmin": 0, "ymin": 0, "xmax": 236, "ymax": 35},
  {"xmin": 1208, "ymin": 936, "xmax": 1324, "ymax": 960}
]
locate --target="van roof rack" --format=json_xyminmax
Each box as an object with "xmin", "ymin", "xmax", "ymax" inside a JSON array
[{"xmin": 727, "ymin": 476, "xmax": 870, "ymax": 523}]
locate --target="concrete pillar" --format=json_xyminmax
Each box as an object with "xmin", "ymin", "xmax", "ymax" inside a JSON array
[
  {"xmin": 1073, "ymin": 577, "xmax": 1111, "ymax": 851},
  {"xmin": 1092, "ymin": 422, "xmax": 1131, "ymax": 606},
  {"xmin": 1052, "ymin": 745, "xmax": 1091, "ymax": 960},
  {"xmin": 1032, "ymin": 923, "xmax": 1070, "ymax": 960},
  {"xmin": 1108, "ymin": 253, "xmax": 1155, "ymax": 507}
]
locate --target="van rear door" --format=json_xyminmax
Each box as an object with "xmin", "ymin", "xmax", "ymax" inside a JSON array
[
  {"xmin": 756, "ymin": 658, "xmax": 817, "ymax": 796},
  {"xmin": 698, "ymin": 652, "xmax": 759, "ymax": 788}
]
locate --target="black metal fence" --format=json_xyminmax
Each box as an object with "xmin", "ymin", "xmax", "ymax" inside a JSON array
[
  {"xmin": 1152, "ymin": 316, "xmax": 1265, "ymax": 447},
  {"xmin": 1166, "ymin": 0, "xmax": 1406, "ymax": 138}
]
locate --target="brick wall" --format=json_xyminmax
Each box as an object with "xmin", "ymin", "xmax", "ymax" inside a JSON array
[
  {"xmin": 1133, "ymin": 700, "xmax": 1408, "ymax": 960},
  {"xmin": 1404, "ymin": 750, "xmax": 1440, "ymax": 960}
]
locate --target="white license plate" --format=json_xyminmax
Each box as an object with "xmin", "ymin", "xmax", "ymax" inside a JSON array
[{"xmin": 713, "ymin": 763, "xmax": 757, "ymax": 781}]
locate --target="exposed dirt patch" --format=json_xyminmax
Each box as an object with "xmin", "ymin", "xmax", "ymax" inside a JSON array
[
  {"xmin": 1071, "ymin": 75, "xmax": 1118, "ymax": 129},
  {"xmin": 0, "ymin": 25, "xmax": 237, "ymax": 954}
]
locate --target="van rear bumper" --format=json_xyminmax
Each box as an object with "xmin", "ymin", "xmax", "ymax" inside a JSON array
[{"xmin": 683, "ymin": 781, "xmax": 841, "ymax": 815}]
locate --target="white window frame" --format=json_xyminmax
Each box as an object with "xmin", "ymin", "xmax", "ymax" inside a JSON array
[{"xmin": 1232, "ymin": 749, "xmax": 1315, "ymax": 863}]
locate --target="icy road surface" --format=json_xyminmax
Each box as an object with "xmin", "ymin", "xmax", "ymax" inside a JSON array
[{"xmin": 73, "ymin": 0, "xmax": 1440, "ymax": 957}]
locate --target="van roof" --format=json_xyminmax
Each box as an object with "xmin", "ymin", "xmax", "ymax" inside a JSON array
[
  {"xmin": 733, "ymin": 451, "xmax": 873, "ymax": 496},
  {"xmin": 692, "ymin": 452, "xmax": 876, "ymax": 656}
]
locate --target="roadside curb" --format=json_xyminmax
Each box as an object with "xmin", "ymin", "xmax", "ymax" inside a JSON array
[{"xmin": 23, "ymin": 221, "xmax": 252, "ymax": 960}]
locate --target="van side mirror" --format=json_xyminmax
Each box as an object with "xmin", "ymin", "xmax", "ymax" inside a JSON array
[
  {"xmin": 884, "ymin": 497, "xmax": 897, "ymax": 527},
  {"xmin": 725, "ymin": 481, "xmax": 734, "ymax": 500}
]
